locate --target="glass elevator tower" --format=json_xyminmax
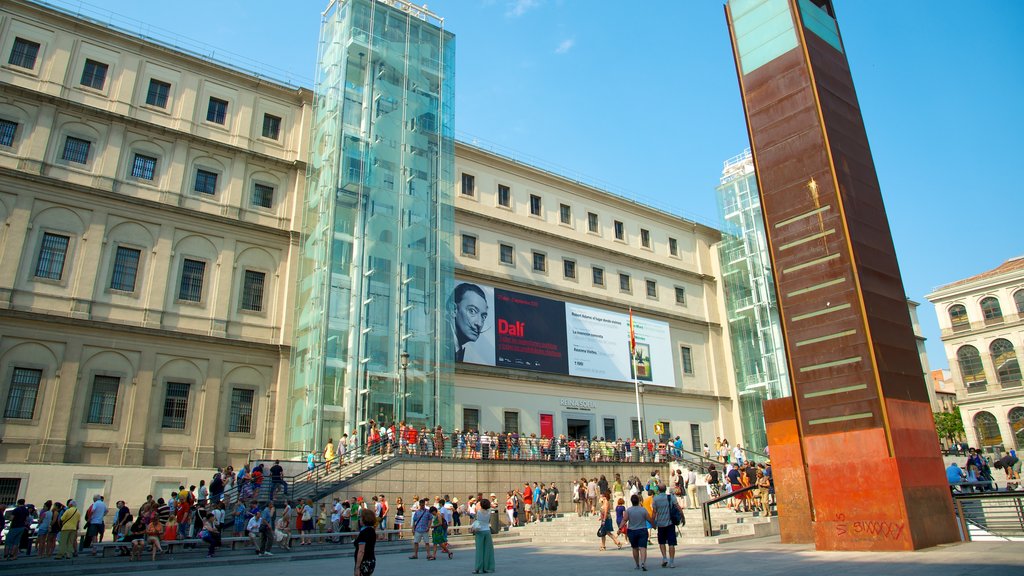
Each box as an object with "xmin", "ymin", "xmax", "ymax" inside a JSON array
[{"xmin": 289, "ymin": 0, "xmax": 455, "ymax": 450}]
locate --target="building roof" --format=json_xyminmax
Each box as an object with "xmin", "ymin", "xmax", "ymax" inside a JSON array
[{"xmin": 932, "ymin": 255, "xmax": 1024, "ymax": 293}]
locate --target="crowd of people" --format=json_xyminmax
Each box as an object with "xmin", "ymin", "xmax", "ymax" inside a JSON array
[{"xmin": 945, "ymin": 447, "xmax": 1021, "ymax": 491}]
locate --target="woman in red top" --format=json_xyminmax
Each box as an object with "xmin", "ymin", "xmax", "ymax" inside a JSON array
[{"xmin": 407, "ymin": 426, "xmax": 419, "ymax": 455}]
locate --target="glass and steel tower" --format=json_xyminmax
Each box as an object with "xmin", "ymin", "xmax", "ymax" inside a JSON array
[
  {"xmin": 289, "ymin": 0, "xmax": 455, "ymax": 450},
  {"xmin": 716, "ymin": 149, "xmax": 790, "ymax": 453}
]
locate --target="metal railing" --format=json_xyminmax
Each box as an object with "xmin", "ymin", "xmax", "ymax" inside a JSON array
[
  {"xmin": 701, "ymin": 484, "xmax": 758, "ymax": 537},
  {"xmin": 953, "ymin": 490, "xmax": 1024, "ymax": 540}
]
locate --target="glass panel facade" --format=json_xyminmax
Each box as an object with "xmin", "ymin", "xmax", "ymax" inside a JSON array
[
  {"xmin": 715, "ymin": 149, "xmax": 790, "ymax": 452},
  {"xmin": 289, "ymin": 0, "xmax": 455, "ymax": 452}
]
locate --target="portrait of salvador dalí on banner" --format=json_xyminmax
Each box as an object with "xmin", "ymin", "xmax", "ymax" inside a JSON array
[{"xmin": 447, "ymin": 282, "xmax": 496, "ymax": 366}]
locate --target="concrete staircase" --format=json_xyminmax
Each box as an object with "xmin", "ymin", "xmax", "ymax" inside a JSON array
[{"xmin": 511, "ymin": 508, "xmax": 778, "ymax": 546}]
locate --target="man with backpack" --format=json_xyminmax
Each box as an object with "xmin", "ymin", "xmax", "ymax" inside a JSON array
[{"xmin": 651, "ymin": 483, "xmax": 682, "ymax": 568}]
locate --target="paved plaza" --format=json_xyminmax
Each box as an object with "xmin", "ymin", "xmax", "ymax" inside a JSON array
[{"xmin": 36, "ymin": 537, "xmax": 1021, "ymax": 576}]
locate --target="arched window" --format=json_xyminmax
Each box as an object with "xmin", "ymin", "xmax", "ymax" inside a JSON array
[
  {"xmin": 949, "ymin": 304, "xmax": 969, "ymax": 329},
  {"xmin": 1009, "ymin": 407, "xmax": 1024, "ymax": 451},
  {"xmin": 974, "ymin": 411, "xmax": 1002, "ymax": 449},
  {"xmin": 990, "ymin": 339, "xmax": 1021, "ymax": 387},
  {"xmin": 957, "ymin": 345, "xmax": 987, "ymax": 391},
  {"xmin": 980, "ymin": 297, "xmax": 1003, "ymax": 322},
  {"xmin": 1014, "ymin": 290, "xmax": 1024, "ymax": 315}
]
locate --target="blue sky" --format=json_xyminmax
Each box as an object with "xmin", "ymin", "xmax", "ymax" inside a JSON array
[{"xmin": 59, "ymin": 0, "xmax": 1023, "ymax": 369}]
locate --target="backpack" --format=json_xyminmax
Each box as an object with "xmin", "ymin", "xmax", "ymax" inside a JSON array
[{"xmin": 668, "ymin": 494, "xmax": 684, "ymax": 526}]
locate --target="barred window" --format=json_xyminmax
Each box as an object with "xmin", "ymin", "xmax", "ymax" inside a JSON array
[
  {"xmin": 86, "ymin": 375, "xmax": 119, "ymax": 425},
  {"xmin": 35, "ymin": 232, "xmax": 69, "ymax": 280},
  {"xmin": 503, "ymin": 411, "xmax": 519, "ymax": 434},
  {"xmin": 262, "ymin": 114, "xmax": 281, "ymax": 140},
  {"xmin": 146, "ymin": 79, "xmax": 171, "ymax": 108},
  {"xmin": 252, "ymin": 183, "xmax": 274, "ymax": 208},
  {"xmin": 178, "ymin": 258, "xmax": 205, "ymax": 302},
  {"xmin": 194, "ymin": 169, "xmax": 218, "ymax": 195},
  {"xmin": 161, "ymin": 382, "xmax": 190, "ymax": 429},
  {"xmin": 229, "ymin": 388, "xmax": 254, "ymax": 433},
  {"xmin": 0, "ymin": 119, "xmax": 17, "ymax": 147},
  {"xmin": 62, "ymin": 136, "xmax": 91, "ymax": 164},
  {"xmin": 110, "ymin": 246, "xmax": 141, "ymax": 292},
  {"xmin": 80, "ymin": 59, "xmax": 108, "ymax": 90},
  {"xmin": 207, "ymin": 97, "xmax": 228, "ymax": 124},
  {"xmin": 130, "ymin": 153, "xmax": 157, "ymax": 180},
  {"xmin": 8, "ymin": 38, "xmax": 40, "ymax": 69},
  {"xmin": 241, "ymin": 270, "xmax": 266, "ymax": 312},
  {"xmin": 680, "ymin": 346, "xmax": 694, "ymax": 375},
  {"xmin": 4, "ymin": 368, "xmax": 41, "ymax": 419}
]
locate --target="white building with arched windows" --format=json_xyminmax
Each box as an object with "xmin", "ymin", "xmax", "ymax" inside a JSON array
[{"xmin": 926, "ymin": 255, "xmax": 1024, "ymax": 456}]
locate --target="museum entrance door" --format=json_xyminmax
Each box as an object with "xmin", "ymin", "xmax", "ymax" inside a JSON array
[{"xmin": 567, "ymin": 418, "xmax": 591, "ymax": 440}]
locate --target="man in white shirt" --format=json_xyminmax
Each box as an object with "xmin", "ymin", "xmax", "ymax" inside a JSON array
[{"xmin": 83, "ymin": 494, "xmax": 107, "ymax": 553}]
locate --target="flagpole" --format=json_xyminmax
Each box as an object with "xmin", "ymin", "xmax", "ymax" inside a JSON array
[{"xmin": 630, "ymin": 308, "xmax": 644, "ymax": 446}]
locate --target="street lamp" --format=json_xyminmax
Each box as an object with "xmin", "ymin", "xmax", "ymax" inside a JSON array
[
  {"xmin": 638, "ymin": 382, "xmax": 647, "ymax": 442},
  {"xmin": 399, "ymin": 351, "xmax": 409, "ymax": 424}
]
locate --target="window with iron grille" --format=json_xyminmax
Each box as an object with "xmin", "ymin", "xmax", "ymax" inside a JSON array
[
  {"xmin": 4, "ymin": 367, "xmax": 41, "ymax": 419},
  {"xmin": 80, "ymin": 59, "xmax": 108, "ymax": 90},
  {"xmin": 463, "ymin": 407, "xmax": 480, "ymax": 432},
  {"xmin": 62, "ymin": 136, "xmax": 91, "ymax": 164},
  {"xmin": 461, "ymin": 173, "xmax": 475, "ymax": 197},
  {"xmin": 680, "ymin": 346, "xmax": 694, "ymax": 375},
  {"xmin": 497, "ymin": 184, "xmax": 510, "ymax": 207},
  {"xmin": 0, "ymin": 119, "xmax": 17, "ymax": 147},
  {"xmin": 110, "ymin": 246, "xmax": 141, "ymax": 292},
  {"xmin": 0, "ymin": 479, "xmax": 21, "ymax": 504},
  {"xmin": 229, "ymin": 388, "xmax": 254, "ymax": 433},
  {"xmin": 146, "ymin": 79, "xmax": 171, "ymax": 108},
  {"xmin": 529, "ymin": 194, "xmax": 542, "ymax": 216},
  {"xmin": 207, "ymin": 97, "xmax": 228, "ymax": 124},
  {"xmin": 503, "ymin": 411, "xmax": 519, "ymax": 434},
  {"xmin": 178, "ymin": 258, "xmax": 205, "ymax": 302},
  {"xmin": 161, "ymin": 382, "xmax": 190, "ymax": 429},
  {"xmin": 194, "ymin": 169, "xmax": 218, "ymax": 195},
  {"xmin": 252, "ymin": 183, "xmax": 274, "ymax": 208},
  {"xmin": 130, "ymin": 153, "xmax": 157, "ymax": 180},
  {"xmin": 8, "ymin": 38, "xmax": 40, "ymax": 69},
  {"xmin": 35, "ymin": 232, "xmax": 69, "ymax": 280},
  {"xmin": 241, "ymin": 270, "xmax": 266, "ymax": 312},
  {"xmin": 86, "ymin": 375, "xmax": 119, "ymax": 425},
  {"xmin": 262, "ymin": 114, "xmax": 281, "ymax": 140}
]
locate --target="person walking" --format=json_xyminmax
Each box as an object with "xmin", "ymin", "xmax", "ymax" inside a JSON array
[
  {"xmin": 354, "ymin": 508, "xmax": 377, "ymax": 576},
  {"xmin": 623, "ymin": 494, "xmax": 653, "ymax": 571},
  {"xmin": 598, "ymin": 489, "xmax": 622, "ymax": 550},
  {"xmin": 324, "ymin": 437, "xmax": 336, "ymax": 475},
  {"xmin": 409, "ymin": 498, "xmax": 431, "ymax": 559},
  {"xmin": 55, "ymin": 500, "xmax": 81, "ymax": 560},
  {"xmin": 470, "ymin": 498, "xmax": 495, "ymax": 574},
  {"xmin": 651, "ymin": 483, "xmax": 680, "ymax": 568}
]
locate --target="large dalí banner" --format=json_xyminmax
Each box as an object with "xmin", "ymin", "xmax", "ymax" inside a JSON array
[{"xmin": 449, "ymin": 281, "xmax": 676, "ymax": 387}]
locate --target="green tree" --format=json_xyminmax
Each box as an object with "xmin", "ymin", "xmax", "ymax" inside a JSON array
[{"xmin": 934, "ymin": 406, "xmax": 966, "ymax": 446}]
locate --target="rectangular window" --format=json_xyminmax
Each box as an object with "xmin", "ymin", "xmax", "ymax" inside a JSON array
[
  {"xmin": 614, "ymin": 220, "xmax": 625, "ymax": 240},
  {"xmin": 262, "ymin": 114, "xmax": 281, "ymax": 140},
  {"xmin": 252, "ymin": 183, "xmax": 275, "ymax": 209},
  {"xmin": 62, "ymin": 136, "xmax": 91, "ymax": 164},
  {"xmin": 669, "ymin": 237, "xmax": 678, "ymax": 257},
  {"xmin": 559, "ymin": 203, "xmax": 571, "ymax": 225},
  {"xmin": 619, "ymin": 273, "xmax": 631, "ymax": 292},
  {"xmin": 131, "ymin": 153, "xmax": 157, "ymax": 180},
  {"xmin": 463, "ymin": 407, "xmax": 480, "ymax": 432},
  {"xmin": 681, "ymin": 346, "xmax": 694, "ymax": 375},
  {"xmin": 592, "ymin": 266, "xmax": 604, "ymax": 286},
  {"xmin": 35, "ymin": 232, "xmax": 70, "ymax": 280},
  {"xmin": 674, "ymin": 287, "xmax": 686, "ymax": 305},
  {"xmin": 194, "ymin": 169, "xmax": 218, "ymax": 195},
  {"xmin": 161, "ymin": 382, "xmax": 190, "ymax": 429},
  {"xmin": 206, "ymin": 97, "xmax": 228, "ymax": 124},
  {"xmin": 497, "ymin": 184, "xmax": 510, "ymax": 207},
  {"xmin": 690, "ymin": 424, "xmax": 702, "ymax": 455},
  {"xmin": 646, "ymin": 279, "xmax": 657, "ymax": 298},
  {"xmin": 8, "ymin": 38, "xmax": 40, "ymax": 70},
  {"xmin": 640, "ymin": 229, "xmax": 651, "ymax": 248},
  {"xmin": 460, "ymin": 234, "xmax": 477, "ymax": 257},
  {"xmin": 604, "ymin": 418, "xmax": 616, "ymax": 441},
  {"xmin": 0, "ymin": 479, "xmax": 21, "ymax": 506},
  {"xmin": 228, "ymin": 388, "xmax": 255, "ymax": 433},
  {"xmin": 110, "ymin": 246, "xmax": 141, "ymax": 292},
  {"xmin": 178, "ymin": 258, "xmax": 206, "ymax": 302},
  {"xmin": 4, "ymin": 368, "xmax": 41, "ymax": 419},
  {"xmin": 499, "ymin": 243, "xmax": 514, "ymax": 265},
  {"xmin": 241, "ymin": 270, "xmax": 266, "ymax": 312},
  {"xmin": 587, "ymin": 212, "xmax": 599, "ymax": 233},
  {"xmin": 503, "ymin": 410, "xmax": 519, "ymax": 434},
  {"xmin": 0, "ymin": 119, "xmax": 18, "ymax": 147},
  {"xmin": 86, "ymin": 375, "xmax": 119, "ymax": 425},
  {"xmin": 146, "ymin": 79, "xmax": 171, "ymax": 108},
  {"xmin": 529, "ymin": 194, "xmax": 542, "ymax": 216},
  {"xmin": 563, "ymin": 259, "xmax": 576, "ymax": 279},
  {"xmin": 461, "ymin": 173, "xmax": 475, "ymax": 197},
  {"xmin": 532, "ymin": 251, "xmax": 546, "ymax": 272},
  {"xmin": 79, "ymin": 59, "xmax": 108, "ymax": 90}
]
